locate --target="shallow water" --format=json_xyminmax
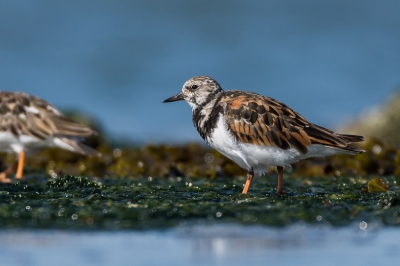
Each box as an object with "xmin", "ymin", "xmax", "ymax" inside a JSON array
[{"xmin": 1, "ymin": 224, "xmax": 399, "ymax": 266}]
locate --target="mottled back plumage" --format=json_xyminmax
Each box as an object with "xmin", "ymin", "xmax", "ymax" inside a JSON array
[
  {"xmin": 0, "ymin": 91, "xmax": 98, "ymax": 156},
  {"xmin": 218, "ymin": 90, "xmax": 364, "ymax": 154}
]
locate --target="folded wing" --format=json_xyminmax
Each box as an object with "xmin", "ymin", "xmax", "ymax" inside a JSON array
[
  {"xmin": 219, "ymin": 90, "xmax": 364, "ymax": 154},
  {"xmin": 0, "ymin": 92, "xmax": 98, "ymax": 156}
]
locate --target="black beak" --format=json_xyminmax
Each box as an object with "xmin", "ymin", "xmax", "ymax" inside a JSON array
[{"xmin": 163, "ymin": 92, "xmax": 185, "ymax": 103}]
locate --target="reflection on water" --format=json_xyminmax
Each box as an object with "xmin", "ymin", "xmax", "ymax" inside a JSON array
[{"xmin": 1, "ymin": 224, "xmax": 399, "ymax": 266}]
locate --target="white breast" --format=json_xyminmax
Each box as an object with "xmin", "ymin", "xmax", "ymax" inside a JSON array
[
  {"xmin": 206, "ymin": 114, "xmax": 250, "ymax": 170},
  {"xmin": 206, "ymin": 114, "xmax": 352, "ymax": 174}
]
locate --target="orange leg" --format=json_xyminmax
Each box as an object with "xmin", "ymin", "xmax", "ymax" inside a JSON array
[
  {"xmin": 16, "ymin": 150, "xmax": 25, "ymax": 179},
  {"xmin": 242, "ymin": 169, "xmax": 254, "ymax": 194},
  {"xmin": 277, "ymin": 166, "xmax": 285, "ymax": 195}
]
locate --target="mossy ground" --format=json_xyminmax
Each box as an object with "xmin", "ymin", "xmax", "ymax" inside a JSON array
[
  {"xmin": 0, "ymin": 115, "xmax": 399, "ymax": 230},
  {"xmin": 1, "ymin": 174, "xmax": 399, "ymax": 230}
]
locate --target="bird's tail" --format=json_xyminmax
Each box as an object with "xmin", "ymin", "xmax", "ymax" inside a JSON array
[
  {"xmin": 337, "ymin": 134, "xmax": 365, "ymax": 154},
  {"xmin": 338, "ymin": 134, "xmax": 364, "ymax": 143},
  {"xmin": 55, "ymin": 137, "xmax": 100, "ymax": 156}
]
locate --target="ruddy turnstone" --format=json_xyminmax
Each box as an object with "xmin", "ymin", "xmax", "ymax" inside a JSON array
[
  {"xmin": 163, "ymin": 76, "xmax": 364, "ymax": 194},
  {"xmin": 0, "ymin": 91, "xmax": 99, "ymax": 182}
]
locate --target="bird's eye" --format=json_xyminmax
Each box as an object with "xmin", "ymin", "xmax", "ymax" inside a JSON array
[{"xmin": 191, "ymin": 85, "xmax": 199, "ymax": 90}]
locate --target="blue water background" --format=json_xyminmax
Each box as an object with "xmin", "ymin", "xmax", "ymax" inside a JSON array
[{"xmin": 0, "ymin": 0, "xmax": 399, "ymax": 143}]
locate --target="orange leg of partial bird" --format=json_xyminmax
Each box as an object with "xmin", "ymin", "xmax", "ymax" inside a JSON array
[
  {"xmin": 242, "ymin": 169, "xmax": 254, "ymax": 194},
  {"xmin": 16, "ymin": 150, "xmax": 25, "ymax": 180},
  {"xmin": 0, "ymin": 161, "xmax": 18, "ymax": 183},
  {"xmin": 277, "ymin": 166, "xmax": 285, "ymax": 195}
]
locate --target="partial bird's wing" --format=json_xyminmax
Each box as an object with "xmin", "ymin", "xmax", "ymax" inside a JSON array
[
  {"xmin": 218, "ymin": 90, "xmax": 364, "ymax": 154},
  {"xmin": 0, "ymin": 91, "xmax": 97, "ymax": 140}
]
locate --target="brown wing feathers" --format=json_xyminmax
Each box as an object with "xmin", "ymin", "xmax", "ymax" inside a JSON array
[
  {"xmin": 337, "ymin": 133, "xmax": 364, "ymax": 143},
  {"xmin": 0, "ymin": 92, "xmax": 96, "ymax": 139},
  {"xmin": 49, "ymin": 115, "xmax": 97, "ymax": 137},
  {"xmin": 222, "ymin": 91, "xmax": 363, "ymax": 154}
]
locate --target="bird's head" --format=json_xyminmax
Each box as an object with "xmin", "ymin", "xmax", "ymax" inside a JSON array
[{"xmin": 163, "ymin": 76, "xmax": 223, "ymax": 109}]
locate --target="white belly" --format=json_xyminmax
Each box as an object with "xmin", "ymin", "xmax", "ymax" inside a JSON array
[
  {"xmin": 0, "ymin": 131, "xmax": 73, "ymax": 154},
  {"xmin": 0, "ymin": 131, "xmax": 33, "ymax": 153},
  {"xmin": 207, "ymin": 114, "xmax": 351, "ymax": 174}
]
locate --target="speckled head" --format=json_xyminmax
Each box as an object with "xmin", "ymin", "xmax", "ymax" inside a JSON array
[{"xmin": 163, "ymin": 76, "xmax": 224, "ymax": 109}]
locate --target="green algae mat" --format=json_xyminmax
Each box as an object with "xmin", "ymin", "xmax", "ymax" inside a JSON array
[{"xmin": 0, "ymin": 175, "xmax": 399, "ymax": 230}]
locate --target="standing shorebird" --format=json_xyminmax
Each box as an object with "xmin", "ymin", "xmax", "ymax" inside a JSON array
[
  {"xmin": 0, "ymin": 91, "xmax": 99, "ymax": 182},
  {"xmin": 163, "ymin": 76, "xmax": 364, "ymax": 194}
]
